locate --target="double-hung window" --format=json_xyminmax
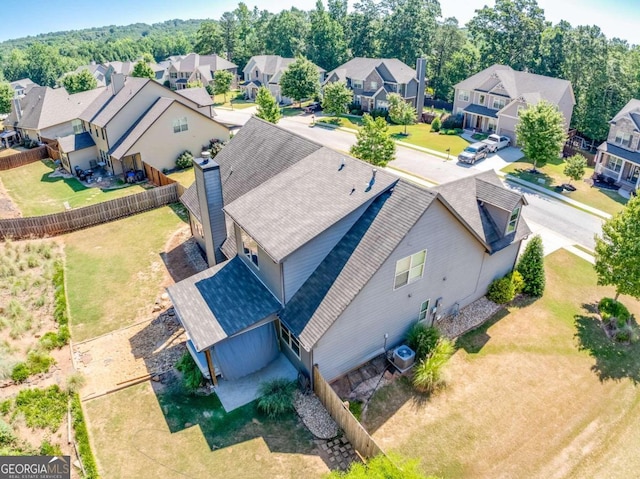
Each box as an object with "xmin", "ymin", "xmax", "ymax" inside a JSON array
[
  {"xmin": 280, "ymin": 323, "xmax": 300, "ymax": 358},
  {"xmin": 173, "ymin": 117, "xmax": 188, "ymax": 133},
  {"xmin": 506, "ymin": 206, "xmax": 520, "ymax": 234},
  {"xmin": 605, "ymin": 156, "xmax": 623, "ymax": 173},
  {"xmin": 615, "ymin": 130, "xmax": 631, "ymax": 147},
  {"xmin": 241, "ymin": 228, "xmax": 259, "ymax": 268},
  {"xmin": 418, "ymin": 299, "xmax": 430, "ymax": 322},
  {"xmin": 458, "ymin": 90, "xmax": 469, "ymax": 102},
  {"xmin": 394, "ymin": 250, "xmax": 427, "ymax": 289},
  {"xmin": 493, "ymin": 98, "xmax": 506, "ymax": 110}
]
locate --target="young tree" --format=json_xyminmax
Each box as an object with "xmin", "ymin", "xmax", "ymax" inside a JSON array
[
  {"xmin": 0, "ymin": 82, "xmax": 15, "ymax": 114},
  {"xmin": 563, "ymin": 154, "xmax": 587, "ymax": 185},
  {"xmin": 594, "ymin": 195, "xmax": 640, "ymax": 301},
  {"xmin": 322, "ymin": 81, "xmax": 352, "ymax": 116},
  {"xmin": 255, "ymin": 86, "xmax": 281, "ymax": 124},
  {"xmin": 131, "ymin": 60, "xmax": 155, "ymax": 79},
  {"xmin": 279, "ymin": 57, "xmax": 320, "ymax": 107},
  {"xmin": 213, "ymin": 70, "xmax": 234, "ymax": 103},
  {"xmin": 516, "ymin": 235, "xmax": 545, "ymax": 297},
  {"xmin": 515, "ymin": 100, "xmax": 567, "ymax": 171},
  {"xmin": 350, "ymin": 114, "xmax": 396, "ymax": 167},
  {"xmin": 187, "ymin": 80, "xmax": 204, "ymax": 89},
  {"xmin": 388, "ymin": 93, "xmax": 417, "ymax": 135},
  {"xmin": 61, "ymin": 69, "xmax": 98, "ymax": 94}
]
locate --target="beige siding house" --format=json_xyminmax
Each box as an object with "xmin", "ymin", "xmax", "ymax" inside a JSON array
[
  {"xmin": 594, "ymin": 99, "xmax": 640, "ymax": 194},
  {"xmin": 453, "ymin": 64, "xmax": 575, "ymax": 144}
]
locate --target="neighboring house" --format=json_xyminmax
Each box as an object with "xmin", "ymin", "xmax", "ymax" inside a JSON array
[
  {"xmin": 167, "ymin": 53, "xmax": 237, "ymax": 91},
  {"xmin": 324, "ymin": 57, "xmax": 419, "ymax": 112},
  {"xmin": 452, "ymin": 64, "xmax": 575, "ymax": 144},
  {"xmin": 54, "ymin": 74, "xmax": 229, "ymax": 176},
  {"xmin": 66, "ymin": 62, "xmax": 115, "ymax": 88},
  {"xmin": 65, "ymin": 60, "xmax": 169, "ymax": 86},
  {"xmin": 9, "ymin": 78, "xmax": 37, "ymax": 98},
  {"xmin": 241, "ymin": 55, "xmax": 326, "ymax": 104},
  {"xmin": 169, "ymin": 117, "xmax": 529, "ymax": 394},
  {"xmin": 4, "ymin": 85, "xmax": 106, "ymax": 141},
  {"xmin": 594, "ymin": 99, "xmax": 640, "ymax": 193}
]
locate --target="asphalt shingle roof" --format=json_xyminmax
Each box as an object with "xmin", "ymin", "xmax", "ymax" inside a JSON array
[
  {"xmin": 325, "ymin": 57, "xmax": 417, "ymax": 84},
  {"xmin": 463, "ymin": 104, "xmax": 499, "ymax": 118},
  {"xmin": 167, "ymin": 256, "xmax": 281, "ymax": 351},
  {"xmin": 57, "ymin": 132, "xmax": 95, "ymax": 153},
  {"xmin": 176, "ymin": 87, "xmax": 214, "ymax": 106},
  {"xmin": 224, "ymin": 148, "xmax": 397, "ymax": 262},
  {"xmin": 281, "ymin": 180, "xmax": 436, "ymax": 349},
  {"xmin": 598, "ymin": 141, "xmax": 640, "ymax": 165},
  {"xmin": 79, "ymin": 77, "xmax": 150, "ymax": 127},
  {"xmin": 243, "ymin": 55, "xmax": 324, "ymax": 77}
]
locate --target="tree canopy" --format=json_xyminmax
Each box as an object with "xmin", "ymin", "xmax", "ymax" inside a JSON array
[
  {"xmin": 322, "ymin": 81, "xmax": 352, "ymax": 116},
  {"xmin": 594, "ymin": 195, "xmax": 640, "ymax": 301},
  {"xmin": 255, "ymin": 86, "xmax": 281, "ymax": 124},
  {"xmin": 279, "ymin": 56, "xmax": 320, "ymax": 105},
  {"xmin": 213, "ymin": 70, "xmax": 234, "ymax": 102},
  {"xmin": 515, "ymin": 100, "xmax": 567, "ymax": 170},
  {"xmin": 61, "ymin": 69, "xmax": 98, "ymax": 94},
  {"xmin": 350, "ymin": 114, "xmax": 396, "ymax": 167},
  {"xmin": 0, "ymin": 82, "xmax": 14, "ymax": 114},
  {"xmin": 388, "ymin": 93, "xmax": 417, "ymax": 135},
  {"xmin": 131, "ymin": 60, "xmax": 155, "ymax": 79},
  {"xmin": 563, "ymin": 154, "xmax": 587, "ymax": 185}
]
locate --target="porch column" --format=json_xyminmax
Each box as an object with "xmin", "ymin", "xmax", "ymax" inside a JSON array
[{"xmin": 617, "ymin": 158, "xmax": 624, "ymax": 182}]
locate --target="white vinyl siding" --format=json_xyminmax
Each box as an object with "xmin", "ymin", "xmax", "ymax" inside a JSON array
[{"xmin": 394, "ymin": 250, "xmax": 426, "ymax": 289}]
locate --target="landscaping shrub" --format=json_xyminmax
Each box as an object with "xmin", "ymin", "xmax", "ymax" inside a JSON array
[
  {"xmin": 516, "ymin": 235, "xmax": 545, "ymax": 297},
  {"xmin": 441, "ymin": 113, "xmax": 464, "ymax": 130},
  {"xmin": 510, "ymin": 271, "xmax": 525, "ymax": 295},
  {"xmin": 598, "ymin": 297, "xmax": 630, "ymax": 328},
  {"xmin": 39, "ymin": 439, "xmax": 62, "ymax": 456},
  {"xmin": 0, "ymin": 420, "xmax": 16, "ymax": 447},
  {"xmin": 412, "ymin": 338, "xmax": 455, "ymax": 393},
  {"xmin": 208, "ymin": 139, "xmax": 226, "ymax": 158},
  {"xmin": 175, "ymin": 352, "xmax": 203, "ymax": 393},
  {"xmin": 370, "ymin": 108, "xmax": 388, "ymax": 120},
  {"xmin": 11, "ymin": 363, "xmax": 30, "ymax": 383},
  {"xmin": 326, "ymin": 453, "xmax": 432, "ymax": 479},
  {"xmin": 256, "ymin": 378, "xmax": 296, "ymax": 419},
  {"xmin": 430, "ymin": 116, "xmax": 441, "ymax": 132},
  {"xmin": 487, "ymin": 276, "xmax": 515, "ymax": 304},
  {"xmin": 175, "ymin": 150, "xmax": 194, "ymax": 170},
  {"xmin": 406, "ymin": 323, "xmax": 440, "ymax": 360},
  {"xmin": 65, "ymin": 373, "xmax": 86, "ymax": 394},
  {"xmin": 348, "ymin": 400, "xmax": 363, "ymax": 421},
  {"xmin": 71, "ymin": 393, "xmax": 98, "ymax": 479},
  {"xmin": 25, "ymin": 350, "xmax": 55, "ymax": 375},
  {"xmin": 14, "ymin": 386, "xmax": 67, "ymax": 431}
]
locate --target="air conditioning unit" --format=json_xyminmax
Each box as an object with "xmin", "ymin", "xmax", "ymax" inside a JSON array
[{"xmin": 392, "ymin": 345, "xmax": 416, "ymax": 372}]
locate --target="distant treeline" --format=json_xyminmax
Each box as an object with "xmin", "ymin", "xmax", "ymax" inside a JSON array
[{"xmin": 1, "ymin": 0, "xmax": 639, "ymax": 142}]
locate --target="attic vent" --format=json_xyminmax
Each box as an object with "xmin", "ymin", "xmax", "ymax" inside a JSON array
[{"xmin": 339, "ymin": 158, "xmax": 345, "ymax": 171}]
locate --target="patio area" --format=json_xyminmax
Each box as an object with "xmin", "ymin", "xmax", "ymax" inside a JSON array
[{"xmin": 214, "ymin": 353, "xmax": 297, "ymax": 412}]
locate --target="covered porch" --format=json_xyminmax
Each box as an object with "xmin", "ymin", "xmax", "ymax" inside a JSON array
[
  {"xmin": 462, "ymin": 104, "xmax": 498, "ymax": 133},
  {"xmin": 168, "ymin": 256, "xmax": 295, "ymax": 412},
  {"xmin": 595, "ymin": 143, "xmax": 640, "ymax": 192}
]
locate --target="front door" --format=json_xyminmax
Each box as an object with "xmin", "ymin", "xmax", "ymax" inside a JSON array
[{"xmin": 626, "ymin": 164, "xmax": 640, "ymax": 185}]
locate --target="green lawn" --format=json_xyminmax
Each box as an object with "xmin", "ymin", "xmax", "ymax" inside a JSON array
[
  {"xmin": 84, "ymin": 381, "xmax": 327, "ymax": 478},
  {"xmin": 502, "ymin": 158, "xmax": 628, "ymax": 216},
  {"xmin": 65, "ymin": 205, "xmax": 187, "ymax": 341},
  {"xmin": 167, "ymin": 168, "xmax": 196, "ymax": 188},
  {"xmin": 213, "ymin": 90, "xmax": 256, "ymax": 109},
  {"xmin": 368, "ymin": 249, "xmax": 640, "ymax": 479},
  {"xmin": 0, "ymin": 160, "xmax": 145, "ymax": 216},
  {"xmin": 318, "ymin": 115, "xmax": 469, "ymax": 155}
]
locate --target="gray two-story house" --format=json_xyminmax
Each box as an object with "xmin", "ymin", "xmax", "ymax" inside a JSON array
[
  {"xmin": 167, "ymin": 53, "xmax": 237, "ymax": 91},
  {"xmin": 241, "ymin": 55, "xmax": 325, "ymax": 104},
  {"xmin": 169, "ymin": 118, "xmax": 530, "ymax": 409},
  {"xmin": 595, "ymin": 99, "xmax": 640, "ymax": 194},
  {"xmin": 324, "ymin": 58, "xmax": 419, "ymax": 112},
  {"xmin": 453, "ymin": 64, "xmax": 575, "ymax": 144}
]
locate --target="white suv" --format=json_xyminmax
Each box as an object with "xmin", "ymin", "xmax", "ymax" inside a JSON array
[{"xmin": 482, "ymin": 134, "xmax": 511, "ymax": 153}]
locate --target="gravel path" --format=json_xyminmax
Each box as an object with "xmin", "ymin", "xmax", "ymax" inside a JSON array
[
  {"xmin": 436, "ymin": 297, "xmax": 502, "ymax": 339},
  {"xmin": 293, "ymin": 390, "xmax": 339, "ymax": 439}
]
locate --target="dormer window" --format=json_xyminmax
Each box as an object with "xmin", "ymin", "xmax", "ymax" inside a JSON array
[
  {"xmin": 615, "ymin": 130, "xmax": 631, "ymax": 147},
  {"xmin": 241, "ymin": 228, "xmax": 259, "ymax": 268},
  {"xmin": 506, "ymin": 206, "xmax": 520, "ymax": 234}
]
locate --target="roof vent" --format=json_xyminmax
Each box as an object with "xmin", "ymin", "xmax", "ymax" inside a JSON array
[
  {"xmin": 339, "ymin": 158, "xmax": 346, "ymax": 171},
  {"xmin": 350, "ymin": 184, "xmax": 356, "ymax": 195},
  {"xmin": 200, "ymin": 150, "xmax": 211, "ymax": 165}
]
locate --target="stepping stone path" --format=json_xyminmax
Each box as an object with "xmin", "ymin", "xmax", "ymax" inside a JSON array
[{"xmin": 319, "ymin": 435, "xmax": 361, "ymax": 471}]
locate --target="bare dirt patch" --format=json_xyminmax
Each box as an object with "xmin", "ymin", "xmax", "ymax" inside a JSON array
[{"xmin": 0, "ymin": 177, "xmax": 21, "ymax": 219}]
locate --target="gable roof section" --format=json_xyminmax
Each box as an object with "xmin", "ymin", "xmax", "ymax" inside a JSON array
[
  {"xmin": 167, "ymin": 256, "xmax": 281, "ymax": 351},
  {"xmin": 171, "ymin": 53, "xmax": 237, "ymax": 73},
  {"xmin": 243, "ymin": 55, "xmax": 324, "ymax": 76},
  {"xmin": 57, "ymin": 132, "xmax": 95, "ymax": 153},
  {"xmin": 6, "ymin": 86, "xmax": 105, "ymax": 131},
  {"xmin": 610, "ymin": 99, "xmax": 640, "ymax": 127},
  {"xmin": 176, "ymin": 87, "xmax": 214, "ymax": 107},
  {"xmin": 223, "ymin": 148, "xmax": 397, "ymax": 262},
  {"xmin": 325, "ymin": 58, "xmax": 417, "ymax": 84},
  {"xmin": 432, "ymin": 170, "xmax": 529, "ymax": 252},
  {"xmin": 79, "ymin": 77, "xmax": 150, "ymax": 126},
  {"xmin": 455, "ymin": 64, "xmax": 574, "ymax": 106},
  {"xmin": 280, "ymin": 180, "xmax": 436, "ymax": 349}
]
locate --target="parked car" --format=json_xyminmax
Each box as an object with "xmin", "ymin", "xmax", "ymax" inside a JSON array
[
  {"xmin": 303, "ymin": 102, "xmax": 322, "ymax": 114},
  {"xmin": 482, "ymin": 134, "xmax": 511, "ymax": 153},
  {"xmin": 458, "ymin": 142, "xmax": 490, "ymax": 164}
]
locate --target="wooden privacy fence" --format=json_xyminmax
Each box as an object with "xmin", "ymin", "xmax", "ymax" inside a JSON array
[
  {"xmin": 0, "ymin": 183, "xmax": 179, "ymax": 240},
  {"xmin": 312, "ymin": 365, "xmax": 384, "ymax": 460},
  {"xmin": 0, "ymin": 146, "xmax": 48, "ymax": 170},
  {"xmin": 143, "ymin": 162, "xmax": 186, "ymax": 197}
]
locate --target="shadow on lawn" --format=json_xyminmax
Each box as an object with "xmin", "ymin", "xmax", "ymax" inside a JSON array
[
  {"xmin": 40, "ymin": 170, "xmax": 89, "ymax": 192},
  {"xmin": 574, "ymin": 308, "xmax": 640, "ymax": 384}
]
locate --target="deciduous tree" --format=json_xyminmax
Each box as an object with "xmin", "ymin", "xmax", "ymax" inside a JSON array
[
  {"xmin": 279, "ymin": 57, "xmax": 320, "ymax": 107},
  {"xmin": 515, "ymin": 100, "xmax": 566, "ymax": 170},
  {"xmin": 213, "ymin": 70, "xmax": 234, "ymax": 103},
  {"xmin": 322, "ymin": 81, "xmax": 352, "ymax": 116},
  {"xmin": 307, "ymin": 0, "xmax": 348, "ymax": 71},
  {"xmin": 131, "ymin": 60, "xmax": 155, "ymax": 79},
  {"xmin": 61, "ymin": 69, "xmax": 98, "ymax": 94},
  {"xmin": 595, "ymin": 195, "xmax": 640, "ymax": 301},
  {"xmin": 387, "ymin": 93, "xmax": 416, "ymax": 135},
  {"xmin": 255, "ymin": 86, "xmax": 281, "ymax": 124},
  {"xmin": 348, "ymin": 0, "xmax": 382, "ymax": 58},
  {"xmin": 0, "ymin": 82, "xmax": 13, "ymax": 115},
  {"xmin": 563, "ymin": 154, "xmax": 587, "ymax": 185},
  {"xmin": 350, "ymin": 114, "xmax": 396, "ymax": 166}
]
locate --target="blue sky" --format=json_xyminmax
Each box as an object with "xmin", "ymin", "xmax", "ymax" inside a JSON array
[{"xmin": 2, "ymin": 0, "xmax": 639, "ymax": 45}]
